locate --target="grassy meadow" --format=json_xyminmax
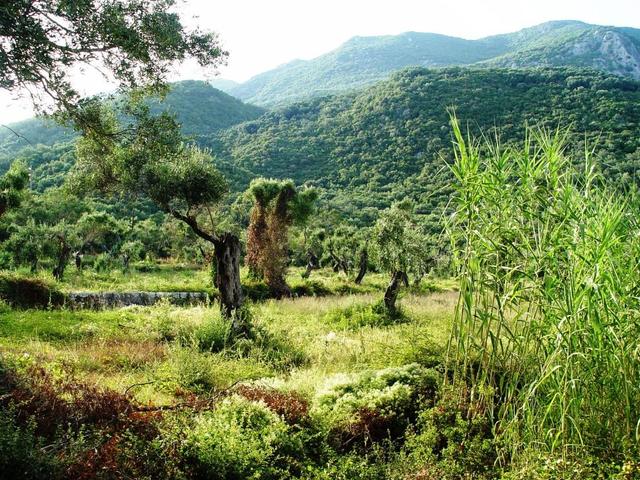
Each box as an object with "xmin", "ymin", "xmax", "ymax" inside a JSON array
[{"xmin": 1, "ymin": 266, "xmax": 476, "ymax": 479}]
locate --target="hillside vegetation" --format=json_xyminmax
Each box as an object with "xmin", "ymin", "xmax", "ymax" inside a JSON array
[
  {"xmin": 207, "ymin": 67, "xmax": 640, "ymax": 226},
  {"xmin": 220, "ymin": 20, "xmax": 640, "ymax": 106},
  {"xmin": 0, "ymin": 81, "xmax": 264, "ymax": 172}
]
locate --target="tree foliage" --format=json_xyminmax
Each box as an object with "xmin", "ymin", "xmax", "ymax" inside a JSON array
[
  {"xmin": 246, "ymin": 178, "xmax": 317, "ymax": 297},
  {"xmin": 0, "ymin": 161, "xmax": 28, "ymax": 218},
  {"xmin": 373, "ymin": 201, "xmax": 426, "ymax": 312},
  {"xmin": 1, "ymin": 0, "xmax": 227, "ymax": 119}
]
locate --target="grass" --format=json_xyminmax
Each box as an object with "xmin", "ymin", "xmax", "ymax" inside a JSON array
[
  {"xmin": 11, "ymin": 262, "xmax": 401, "ymax": 296},
  {"xmin": 447, "ymin": 116, "xmax": 640, "ymax": 464},
  {"xmin": 0, "ymin": 286, "xmax": 456, "ymax": 406}
]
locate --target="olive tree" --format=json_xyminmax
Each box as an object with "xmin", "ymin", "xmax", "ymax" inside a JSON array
[
  {"xmin": 373, "ymin": 202, "xmax": 424, "ymax": 313},
  {"xmin": 71, "ymin": 103, "xmax": 247, "ymax": 332},
  {"xmin": 323, "ymin": 225, "xmax": 370, "ymax": 283},
  {"xmin": 246, "ymin": 178, "xmax": 317, "ymax": 298}
]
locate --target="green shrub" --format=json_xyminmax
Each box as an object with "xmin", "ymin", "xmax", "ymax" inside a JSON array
[
  {"xmin": 291, "ymin": 280, "xmax": 331, "ymax": 297},
  {"xmin": 403, "ymin": 386, "xmax": 497, "ymax": 479},
  {"xmin": 0, "ymin": 273, "xmax": 65, "ymax": 309},
  {"xmin": 163, "ymin": 346, "xmax": 274, "ymax": 393},
  {"xmin": 242, "ymin": 280, "xmax": 271, "ymax": 301},
  {"xmin": 179, "ymin": 316, "xmax": 233, "ymax": 353},
  {"xmin": 0, "ymin": 410, "xmax": 61, "ymax": 479},
  {"xmin": 305, "ymin": 448, "xmax": 393, "ymax": 480},
  {"xmin": 230, "ymin": 324, "xmax": 308, "ymax": 371},
  {"xmin": 325, "ymin": 301, "xmax": 405, "ymax": 330},
  {"xmin": 501, "ymin": 450, "xmax": 630, "ymax": 480},
  {"xmin": 183, "ymin": 395, "xmax": 305, "ymax": 479},
  {"xmin": 312, "ymin": 364, "xmax": 440, "ymax": 449},
  {"xmin": 93, "ymin": 253, "xmax": 114, "ymax": 273},
  {"xmin": 135, "ymin": 261, "xmax": 161, "ymax": 273}
]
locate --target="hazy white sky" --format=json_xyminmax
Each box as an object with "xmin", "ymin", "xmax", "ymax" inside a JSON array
[{"xmin": 2, "ymin": 0, "xmax": 639, "ymax": 123}]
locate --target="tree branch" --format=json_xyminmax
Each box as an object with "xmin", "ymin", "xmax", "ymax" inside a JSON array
[{"xmin": 169, "ymin": 209, "xmax": 219, "ymax": 245}]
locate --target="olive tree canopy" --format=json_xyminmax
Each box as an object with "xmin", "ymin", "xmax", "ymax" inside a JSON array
[{"xmin": 1, "ymin": 0, "xmax": 227, "ymax": 120}]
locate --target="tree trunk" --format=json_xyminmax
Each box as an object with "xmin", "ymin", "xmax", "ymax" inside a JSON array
[
  {"xmin": 401, "ymin": 271, "xmax": 410, "ymax": 288},
  {"xmin": 213, "ymin": 233, "xmax": 246, "ymax": 334},
  {"xmin": 53, "ymin": 244, "xmax": 71, "ymax": 281},
  {"xmin": 340, "ymin": 259, "xmax": 350, "ymax": 277},
  {"xmin": 29, "ymin": 256, "xmax": 39, "ymax": 274},
  {"xmin": 354, "ymin": 248, "xmax": 368, "ymax": 284},
  {"xmin": 301, "ymin": 251, "xmax": 318, "ymax": 279},
  {"xmin": 384, "ymin": 271, "xmax": 404, "ymax": 313}
]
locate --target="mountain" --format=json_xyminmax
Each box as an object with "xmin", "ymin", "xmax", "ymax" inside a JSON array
[
  {"xmin": 205, "ymin": 67, "xmax": 640, "ymax": 226},
  {"xmin": 0, "ymin": 81, "xmax": 264, "ymax": 157},
  {"xmin": 3, "ymin": 68, "xmax": 640, "ymax": 227},
  {"xmin": 484, "ymin": 21, "xmax": 640, "ymax": 77},
  {"xmin": 222, "ymin": 21, "xmax": 640, "ymax": 107}
]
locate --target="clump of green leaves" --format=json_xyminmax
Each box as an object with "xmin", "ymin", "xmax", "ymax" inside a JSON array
[
  {"xmin": 325, "ymin": 301, "xmax": 405, "ymax": 329},
  {"xmin": 312, "ymin": 364, "xmax": 440, "ymax": 450},
  {"xmin": 182, "ymin": 396, "xmax": 305, "ymax": 479},
  {"xmin": 0, "ymin": 161, "xmax": 28, "ymax": 218}
]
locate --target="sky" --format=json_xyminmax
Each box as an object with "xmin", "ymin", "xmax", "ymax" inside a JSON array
[{"xmin": 2, "ymin": 0, "xmax": 640, "ymax": 124}]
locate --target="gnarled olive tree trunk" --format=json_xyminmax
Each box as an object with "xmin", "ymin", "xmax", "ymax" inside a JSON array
[
  {"xmin": 52, "ymin": 238, "xmax": 71, "ymax": 281},
  {"xmin": 302, "ymin": 250, "xmax": 319, "ymax": 279},
  {"xmin": 384, "ymin": 270, "xmax": 405, "ymax": 313},
  {"xmin": 354, "ymin": 248, "xmax": 368, "ymax": 284},
  {"xmin": 213, "ymin": 233, "xmax": 246, "ymax": 334}
]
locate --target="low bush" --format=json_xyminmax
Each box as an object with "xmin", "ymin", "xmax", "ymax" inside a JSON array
[
  {"xmin": 0, "ymin": 273, "xmax": 65, "ymax": 308},
  {"xmin": 325, "ymin": 301, "xmax": 406, "ymax": 330},
  {"xmin": 244, "ymin": 279, "xmax": 331, "ymax": 300},
  {"xmin": 0, "ymin": 364, "xmax": 135, "ymax": 437},
  {"xmin": 164, "ymin": 346, "xmax": 274, "ymax": 393},
  {"xmin": 0, "ymin": 409, "xmax": 61, "ymax": 480},
  {"xmin": 0, "ymin": 361, "xmax": 176, "ymax": 479},
  {"xmin": 312, "ymin": 364, "xmax": 440, "ymax": 450},
  {"xmin": 291, "ymin": 280, "xmax": 331, "ymax": 297},
  {"xmin": 231, "ymin": 324, "xmax": 308, "ymax": 371},
  {"xmin": 135, "ymin": 261, "xmax": 161, "ymax": 273},
  {"xmin": 235, "ymin": 385, "xmax": 310, "ymax": 425},
  {"xmin": 182, "ymin": 395, "xmax": 305, "ymax": 479},
  {"xmin": 403, "ymin": 386, "xmax": 497, "ymax": 480},
  {"xmin": 242, "ymin": 280, "xmax": 272, "ymax": 301},
  {"xmin": 179, "ymin": 316, "xmax": 233, "ymax": 353},
  {"xmin": 93, "ymin": 253, "xmax": 114, "ymax": 273}
]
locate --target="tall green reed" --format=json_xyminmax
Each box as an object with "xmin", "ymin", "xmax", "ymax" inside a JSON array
[{"xmin": 445, "ymin": 114, "xmax": 640, "ymax": 462}]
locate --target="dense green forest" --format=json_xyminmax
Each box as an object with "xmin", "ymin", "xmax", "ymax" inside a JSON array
[
  {"xmin": 207, "ymin": 67, "xmax": 640, "ymax": 226},
  {"xmin": 4, "ymin": 67, "xmax": 640, "ymax": 227},
  {"xmin": 218, "ymin": 20, "xmax": 640, "ymax": 106}
]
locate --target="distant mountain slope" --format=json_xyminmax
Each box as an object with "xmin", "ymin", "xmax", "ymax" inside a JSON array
[
  {"xmin": 222, "ymin": 20, "xmax": 640, "ymax": 107},
  {"xmin": 0, "ymin": 81, "xmax": 264, "ymax": 157},
  {"xmin": 485, "ymin": 21, "xmax": 640, "ymax": 77},
  {"xmin": 4, "ymin": 68, "xmax": 640, "ymax": 227},
  {"xmin": 206, "ymin": 67, "xmax": 640, "ymax": 226},
  {"xmin": 148, "ymin": 80, "xmax": 264, "ymax": 136}
]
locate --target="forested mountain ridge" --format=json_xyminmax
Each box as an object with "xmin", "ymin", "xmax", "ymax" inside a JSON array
[
  {"xmin": 219, "ymin": 20, "xmax": 640, "ymax": 106},
  {"xmin": 3, "ymin": 67, "xmax": 640, "ymax": 226},
  {"xmin": 205, "ymin": 67, "xmax": 640, "ymax": 226},
  {"xmin": 0, "ymin": 81, "xmax": 264, "ymax": 157}
]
